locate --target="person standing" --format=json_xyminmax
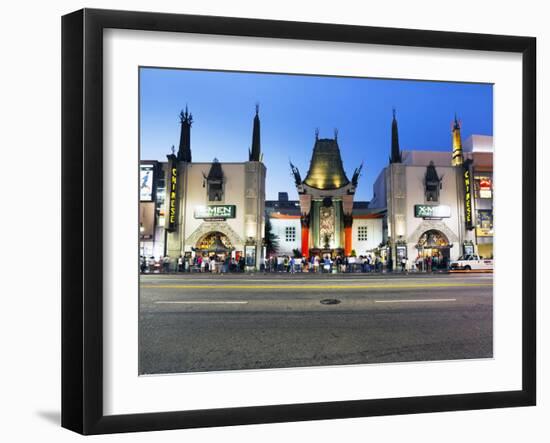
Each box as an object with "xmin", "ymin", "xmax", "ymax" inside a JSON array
[
  {"xmin": 162, "ymin": 255, "xmax": 170, "ymax": 273},
  {"xmin": 140, "ymin": 256, "xmax": 147, "ymax": 274}
]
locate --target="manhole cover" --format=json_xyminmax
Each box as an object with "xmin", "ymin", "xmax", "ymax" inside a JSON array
[{"xmin": 320, "ymin": 298, "xmax": 341, "ymax": 305}]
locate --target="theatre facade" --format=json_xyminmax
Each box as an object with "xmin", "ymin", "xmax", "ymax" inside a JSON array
[
  {"xmin": 266, "ymin": 131, "xmax": 384, "ymax": 258},
  {"xmin": 139, "ymin": 106, "xmax": 266, "ymax": 269},
  {"xmin": 369, "ymin": 113, "xmax": 494, "ymax": 265},
  {"xmin": 139, "ymin": 106, "xmax": 493, "ymax": 268},
  {"xmin": 267, "ymin": 113, "xmax": 493, "ymax": 265}
]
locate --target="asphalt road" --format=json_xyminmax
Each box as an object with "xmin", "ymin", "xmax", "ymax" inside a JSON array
[{"xmin": 139, "ymin": 272, "xmax": 493, "ymax": 374}]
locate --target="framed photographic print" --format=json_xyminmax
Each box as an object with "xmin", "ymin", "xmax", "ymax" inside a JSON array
[{"xmin": 61, "ymin": 8, "xmax": 536, "ymax": 435}]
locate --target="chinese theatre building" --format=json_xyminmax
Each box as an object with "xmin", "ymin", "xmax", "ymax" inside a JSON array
[
  {"xmin": 155, "ymin": 106, "xmax": 266, "ymax": 269},
  {"xmin": 287, "ymin": 130, "xmax": 383, "ymax": 258},
  {"xmin": 369, "ymin": 111, "xmax": 494, "ymax": 266}
]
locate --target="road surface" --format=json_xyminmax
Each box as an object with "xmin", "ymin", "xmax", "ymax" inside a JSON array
[{"xmin": 139, "ymin": 272, "xmax": 493, "ymax": 374}]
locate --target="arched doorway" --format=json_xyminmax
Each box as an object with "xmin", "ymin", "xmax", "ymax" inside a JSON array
[
  {"xmin": 196, "ymin": 231, "xmax": 233, "ymax": 255},
  {"xmin": 416, "ymin": 229, "xmax": 451, "ymax": 269}
]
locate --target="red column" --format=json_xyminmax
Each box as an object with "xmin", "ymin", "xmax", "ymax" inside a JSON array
[
  {"xmin": 344, "ymin": 226, "xmax": 352, "ymax": 256},
  {"xmin": 301, "ymin": 225, "xmax": 310, "ymax": 258}
]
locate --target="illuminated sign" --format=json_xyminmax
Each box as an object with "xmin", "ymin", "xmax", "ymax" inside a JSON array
[
  {"xmin": 476, "ymin": 227, "xmax": 493, "ymax": 237},
  {"xmin": 476, "ymin": 209, "xmax": 493, "ymax": 237},
  {"xmin": 414, "ymin": 205, "xmax": 451, "ymax": 218},
  {"xmin": 140, "ymin": 164, "xmax": 154, "ymax": 201},
  {"xmin": 167, "ymin": 164, "xmax": 178, "ymax": 231},
  {"xmin": 478, "ymin": 177, "xmax": 492, "ymax": 199},
  {"xmin": 194, "ymin": 205, "xmax": 236, "ymax": 219},
  {"xmin": 463, "ymin": 162, "xmax": 474, "ymax": 230}
]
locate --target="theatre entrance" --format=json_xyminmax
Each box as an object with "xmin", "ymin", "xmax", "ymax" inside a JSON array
[
  {"xmin": 416, "ymin": 229, "xmax": 451, "ymax": 269},
  {"xmin": 195, "ymin": 231, "xmax": 233, "ymax": 258}
]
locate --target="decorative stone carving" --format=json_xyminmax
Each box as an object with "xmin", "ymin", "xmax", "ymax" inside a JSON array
[
  {"xmin": 319, "ymin": 205, "xmax": 335, "ymax": 247},
  {"xmin": 407, "ymin": 220, "xmax": 459, "ymax": 244},
  {"xmin": 185, "ymin": 221, "xmax": 244, "ymax": 249}
]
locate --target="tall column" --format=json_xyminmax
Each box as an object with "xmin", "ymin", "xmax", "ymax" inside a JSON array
[
  {"xmin": 301, "ymin": 214, "xmax": 310, "ymax": 258},
  {"xmin": 344, "ymin": 214, "xmax": 353, "ymax": 256},
  {"xmin": 299, "ymin": 194, "xmax": 312, "ymax": 256},
  {"xmin": 342, "ymin": 195, "xmax": 354, "ymax": 256}
]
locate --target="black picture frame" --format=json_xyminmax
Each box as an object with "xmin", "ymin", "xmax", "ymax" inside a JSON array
[{"xmin": 62, "ymin": 8, "xmax": 536, "ymax": 435}]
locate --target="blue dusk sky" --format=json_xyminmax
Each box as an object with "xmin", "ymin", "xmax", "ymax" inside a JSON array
[{"xmin": 140, "ymin": 67, "xmax": 493, "ymax": 202}]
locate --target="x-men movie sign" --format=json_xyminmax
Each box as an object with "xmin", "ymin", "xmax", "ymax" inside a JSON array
[
  {"xmin": 414, "ymin": 204, "xmax": 451, "ymax": 218},
  {"xmin": 194, "ymin": 205, "xmax": 236, "ymax": 219}
]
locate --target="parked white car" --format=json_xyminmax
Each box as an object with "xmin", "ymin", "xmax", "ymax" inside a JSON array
[{"xmin": 450, "ymin": 254, "xmax": 493, "ymax": 271}]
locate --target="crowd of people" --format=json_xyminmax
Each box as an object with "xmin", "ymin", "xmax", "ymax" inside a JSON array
[
  {"xmin": 263, "ymin": 254, "xmax": 407, "ymax": 274},
  {"xmin": 140, "ymin": 254, "xmax": 247, "ymax": 274},
  {"xmin": 140, "ymin": 252, "xmax": 449, "ymax": 274}
]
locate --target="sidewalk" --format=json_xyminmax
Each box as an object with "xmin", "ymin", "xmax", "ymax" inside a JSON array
[{"xmin": 140, "ymin": 270, "xmax": 455, "ymax": 279}]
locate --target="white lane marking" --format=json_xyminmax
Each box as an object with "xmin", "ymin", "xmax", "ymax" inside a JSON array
[
  {"xmin": 374, "ymin": 298, "xmax": 457, "ymax": 303},
  {"xmin": 155, "ymin": 301, "xmax": 249, "ymax": 305}
]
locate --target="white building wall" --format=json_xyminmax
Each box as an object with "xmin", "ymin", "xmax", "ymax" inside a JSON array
[
  {"xmin": 463, "ymin": 135, "xmax": 493, "ymax": 153},
  {"xmin": 268, "ymin": 216, "xmax": 383, "ymax": 257},
  {"xmin": 402, "ymin": 150, "xmax": 452, "ymax": 167},
  {"xmin": 352, "ymin": 219, "xmax": 384, "ymax": 255},
  {"xmin": 270, "ymin": 218, "xmax": 301, "ymax": 256},
  {"xmin": 370, "ymin": 168, "xmax": 387, "ymax": 209}
]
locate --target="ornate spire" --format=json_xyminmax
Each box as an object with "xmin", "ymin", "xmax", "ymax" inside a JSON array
[
  {"xmin": 352, "ymin": 162, "xmax": 363, "ymax": 187},
  {"xmin": 289, "ymin": 160, "xmax": 302, "ymax": 186},
  {"xmin": 451, "ymin": 114, "xmax": 464, "ymax": 167},
  {"xmin": 177, "ymin": 106, "xmax": 193, "ymax": 162},
  {"xmin": 389, "ymin": 108, "xmax": 402, "ymax": 164},
  {"xmin": 249, "ymin": 104, "xmax": 261, "ymax": 161}
]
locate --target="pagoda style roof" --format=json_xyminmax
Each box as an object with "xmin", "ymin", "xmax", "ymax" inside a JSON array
[{"xmin": 303, "ymin": 138, "xmax": 350, "ymax": 190}]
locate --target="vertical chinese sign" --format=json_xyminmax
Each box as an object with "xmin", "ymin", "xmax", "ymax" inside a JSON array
[
  {"xmin": 167, "ymin": 161, "xmax": 178, "ymax": 232},
  {"xmin": 463, "ymin": 160, "xmax": 474, "ymax": 230}
]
